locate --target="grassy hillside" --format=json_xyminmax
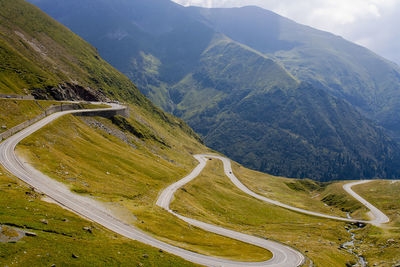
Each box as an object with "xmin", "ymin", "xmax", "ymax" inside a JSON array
[
  {"xmin": 13, "ymin": 109, "xmax": 400, "ymax": 265},
  {"xmin": 0, "ymin": 0, "xmax": 151, "ymax": 106},
  {"xmin": 16, "ymin": 111, "xmax": 273, "ymax": 262},
  {"xmin": 30, "ymin": 0, "xmax": 400, "ymax": 180},
  {"xmin": 171, "ymin": 158, "xmax": 400, "ymax": 266},
  {"xmin": 350, "ymin": 180, "xmax": 400, "ymax": 266},
  {"xmin": 171, "ymin": 159, "xmax": 355, "ymax": 266},
  {"xmin": 0, "ymin": 0, "xmax": 204, "ymax": 145},
  {"xmin": 230, "ymin": 162, "xmax": 368, "ymax": 219},
  {"xmin": 0, "ymin": 166, "xmax": 197, "ymax": 266}
]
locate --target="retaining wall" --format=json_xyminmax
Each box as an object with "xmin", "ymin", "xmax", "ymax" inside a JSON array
[{"xmin": 73, "ymin": 107, "xmax": 129, "ymax": 118}]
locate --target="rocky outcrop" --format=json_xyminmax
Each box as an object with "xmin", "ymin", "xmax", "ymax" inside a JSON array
[
  {"xmin": 31, "ymin": 82, "xmax": 109, "ymax": 102},
  {"xmin": 0, "ymin": 225, "xmax": 36, "ymax": 243}
]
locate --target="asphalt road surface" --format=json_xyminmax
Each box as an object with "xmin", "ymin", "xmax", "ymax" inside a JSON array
[{"xmin": 0, "ymin": 105, "xmax": 303, "ymax": 267}]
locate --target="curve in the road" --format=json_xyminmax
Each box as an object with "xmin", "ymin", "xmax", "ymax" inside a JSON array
[
  {"xmin": 157, "ymin": 155, "xmax": 390, "ymax": 239},
  {"xmin": 0, "ymin": 105, "xmax": 304, "ymax": 267},
  {"xmin": 157, "ymin": 155, "xmax": 305, "ymax": 266},
  {"xmin": 343, "ymin": 181, "xmax": 389, "ymax": 224}
]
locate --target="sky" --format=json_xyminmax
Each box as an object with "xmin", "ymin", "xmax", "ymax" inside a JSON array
[{"xmin": 172, "ymin": 0, "xmax": 400, "ymax": 65}]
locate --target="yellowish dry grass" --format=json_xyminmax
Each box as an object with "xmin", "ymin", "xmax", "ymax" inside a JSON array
[
  {"xmin": 0, "ymin": 166, "xmax": 197, "ymax": 266},
  {"xmin": 232, "ymin": 162, "xmax": 369, "ymax": 220},
  {"xmin": 172, "ymin": 159, "xmax": 357, "ymax": 266},
  {"xmin": 16, "ymin": 112, "xmax": 272, "ymax": 262},
  {"xmin": 349, "ymin": 180, "xmax": 400, "ymax": 266},
  {"xmin": 14, "ymin": 102, "xmax": 398, "ymax": 265}
]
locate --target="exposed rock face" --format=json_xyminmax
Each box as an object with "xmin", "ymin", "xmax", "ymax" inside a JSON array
[{"xmin": 31, "ymin": 83, "xmax": 108, "ymax": 102}]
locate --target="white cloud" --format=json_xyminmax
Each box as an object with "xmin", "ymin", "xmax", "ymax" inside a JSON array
[{"xmin": 172, "ymin": 0, "xmax": 400, "ymax": 64}]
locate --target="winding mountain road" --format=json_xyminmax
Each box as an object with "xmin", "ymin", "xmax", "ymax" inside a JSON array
[
  {"xmin": 0, "ymin": 104, "xmax": 303, "ymax": 266},
  {"xmin": 343, "ymin": 181, "xmax": 389, "ymax": 224},
  {"xmin": 158, "ymin": 155, "xmax": 389, "ymax": 226},
  {"xmin": 0, "ymin": 105, "xmax": 389, "ymax": 266}
]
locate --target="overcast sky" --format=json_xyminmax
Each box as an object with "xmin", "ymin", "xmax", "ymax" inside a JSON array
[{"xmin": 172, "ymin": 0, "xmax": 400, "ymax": 65}]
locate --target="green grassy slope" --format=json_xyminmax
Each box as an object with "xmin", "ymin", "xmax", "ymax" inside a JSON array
[
  {"xmin": 171, "ymin": 159, "xmax": 400, "ymax": 266},
  {"xmin": 0, "ymin": 166, "xmax": 197, "ymax": 267},
  {"xmin": 14, "ymin": 110, "xmax": 399, "ymax": 265},
  {"xmin": 350, "ymin": 181, "xmax": 400, "ymax": 266},
  {"xmin": 0, "ymin": 0, "xmax": 148, "ymax": 104},
  {"xmin": 171, "ymin": 159, "xmax": 355, "ymax": 266},
  {"xmin": 173, "ymin": 36, "xmax": 298, "ymax": 128},
  {"xmin": 231, "ymin": 162, "xmax": 368, "ymax": 219},
  {"xmin": 16, "ymin": 112, "xmax": 272, "ymax": 262}
]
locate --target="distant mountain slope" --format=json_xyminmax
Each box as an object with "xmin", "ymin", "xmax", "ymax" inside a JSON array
[
  {"xmin": 192, "ymin": 6, "xmax": 400, "ymax": 141},
  {"xmin": 29, "ymin": 0, "xmax": 400, "ymax": 180}
]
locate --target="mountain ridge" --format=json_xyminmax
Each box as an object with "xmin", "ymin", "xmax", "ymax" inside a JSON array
[{"xmin": 27, "ymin": 0, "xmax": 400, "ymax": 180}]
